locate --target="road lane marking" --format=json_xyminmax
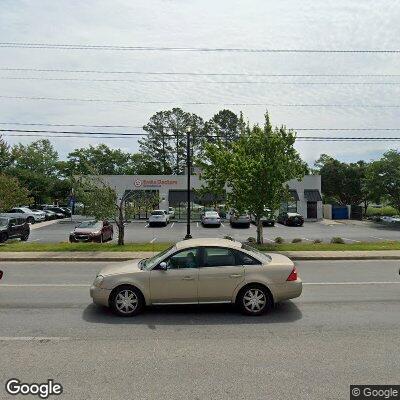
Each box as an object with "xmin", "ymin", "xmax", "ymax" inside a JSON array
[
  {"xmin": 145, "ymin": 223, "xmax": 149, "ymax": 228},
  {"xmin": 196, "ymin": 222, "xmax": 199, "ymax": 228},
  {"xmin": 304, "ymin": 282, "xmax": 400, "ymax": 285},
  {"xmin": 0, "ymin": 336, "xmax": 70, "ymax": 341},
  {"xmin": 169, "ymin": 222, "xmax": 175, "ymax": 229},
  {"xmin": 342, "ymin": 237, "xmax": 361, "ymax": 243},
  {"xmin": 150, "ymin": 237, "xmax": 157, "ymax": 243},
  {"xmin": 0, "ymin": 284, "xmax": 90, "ymax": 287},
  {"xmin": 221, "ymin": 222, "xmax": 225, "ymax": 228}
]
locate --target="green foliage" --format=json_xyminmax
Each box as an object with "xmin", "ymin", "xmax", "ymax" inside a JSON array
[
  {"xmin": 0, "ymin": 135, "xmax": 11, "ymax": 170},
  {"xmin": 368, "ymin": 150, "xmax": 400, "ymax": 212},
  {"xmin": 0, "ymin": 174, "xmax": 31, "ymax": 212},
  {"xmin": 313, "ymin": 239, "xmax": 322, "ymax": 244},
  {"xmin": 331, "ymin": 237, "xmax": 345, "ymax": 244},
  {"xmin": 274, "ymin": 237, "xmax": 284, "ymax": 244},
  {"xmin": 201, "ymin": 112, "xmax": 306, "ymax": 244},
  {"xmin": 292, "ymin": 238, "xmax": 302, "ymax": 243},
  {"xmin": 366, "ymin": 206, "xmax": 397, "ymax": 216},
  {"xmin": 246, "ymin": 237, "xmax": 256, "ymax": 243}
]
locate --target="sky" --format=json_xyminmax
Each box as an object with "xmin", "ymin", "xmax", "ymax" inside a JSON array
[{"xmin": 0, "ymin": 0, "xmax": 400, "ymax": 166}]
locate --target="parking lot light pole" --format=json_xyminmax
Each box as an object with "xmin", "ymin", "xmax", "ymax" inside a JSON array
[{"xmin": 184, "ymin": 127, "xmax": 192, "ymax": 239}]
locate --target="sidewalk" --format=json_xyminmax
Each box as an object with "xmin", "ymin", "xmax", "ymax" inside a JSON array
[{"xmin": 1, "ymin": 250, "xmax": 400, "ymax": 262}]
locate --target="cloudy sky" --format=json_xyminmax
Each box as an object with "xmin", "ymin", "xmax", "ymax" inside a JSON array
[{"xmin": 1, "ymin": 0, "xmax": 399, "ymax": 165}]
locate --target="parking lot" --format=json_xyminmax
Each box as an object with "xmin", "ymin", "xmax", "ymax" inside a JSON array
[{"xmin": 25, "ymin": 217, "xmax": 400, "ymax": 244}]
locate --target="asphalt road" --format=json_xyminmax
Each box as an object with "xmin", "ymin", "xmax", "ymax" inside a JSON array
[
  {"xmin": 26, "ymin": 218, "xmax": 400, "ymax": 244},
  {"xmin": 0, "ymin": 260, "xmax": 399, "ymax": 399}
]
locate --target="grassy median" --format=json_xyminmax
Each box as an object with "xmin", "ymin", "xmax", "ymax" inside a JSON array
[{"xmin": 1, "ymin": 241, "xmax": 400, "ymax": 252}]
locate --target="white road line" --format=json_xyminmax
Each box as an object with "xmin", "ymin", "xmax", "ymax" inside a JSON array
[
  {"xmin": 169, "ymin": 222, "xmax": 175, "ymax": 229},
  {"xmin": 370, "ymin": 236, "xmax": 385, "ymax": 240},
  {"xmin": 150, "ymin": 237, "xmax": 157, "ymax": 243},
  {"xmin": 196, "ymin": 222, "xmax": 199, "ymax": 228},
  {"xmin": 342, "ymin": 237, "xmax": 361, "ymax": 243},
  {"xmin": 0, "ymin": 336, "xmax": 70, "ymax": 341},
  {"xmin": 221, "ymin": 222, "xmax": 225, "ymax": 228},
  {"xmin": 0, "ymin": 284, "xmax": 90, "ymax": 287},
  {"xmin": 145, "ymin": 223, "xmax": 149, "ymax": 228},
  {"xmin": 304, "ymin": 282, "xmax": 400, "ymax": 285}
]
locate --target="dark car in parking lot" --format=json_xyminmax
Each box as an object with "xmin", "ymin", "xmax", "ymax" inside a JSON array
[
  {"xmin": 69, "ymin": 220, "xmax": 113, "ymax": 243},
  {"xmin": 43, "ymin": 206, "xmax": 68, "ymax": 218},
  {"xmin": 0, "ymin": 216, "xmax": 30, "ymax": 243},
  {"xmin": 277, "ymin": 212, "xmax": 304, "ymax": 227}
]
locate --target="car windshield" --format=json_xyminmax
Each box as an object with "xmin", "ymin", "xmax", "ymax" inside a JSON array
[
  {"xmin": 205, "ymin": 211, "xmax": 219, "ymax": 217},
  {"xmin": 151, "ymin": 211, "xmax": 164, "ymax": 216},
  {"xmin": 77, "ymin": 221, "xmax": 102, "ymax": 229},
  {"xmin": 0, "ymin": 217, "xmax": 8, "ymax": 227},
  {"xmin": 242, "ymin": 243, "xmax": 271, "ymax": 262},
  {"xmin": 141, "ymin": 245, "xmax": 175, "ymax": 270}
]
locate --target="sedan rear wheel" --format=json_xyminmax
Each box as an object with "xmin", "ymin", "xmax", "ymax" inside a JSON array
[
  {"xmin": 111, "ymin": 286, "xmax": 144, "ymax": 317},
  {"xmin": 238, "ymin": 285, "xmax": 271, "ymax": 316}
]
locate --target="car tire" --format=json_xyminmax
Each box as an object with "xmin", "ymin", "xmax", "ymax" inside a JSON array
[
  {"xmin": 237, "ymin": 285, "xmax": 272, "ymax": 316},
  {"xmin": 27, "ymin": 217, "xmax": 35, "ymax": 224},
  {"xmin": 164, "ymin": 222, "xmax": 167, "ymax": 227},
  {"xmin": 0, "ymin": 232, "xmax": 8, "ymax": 243},
  {"xmin": 20, "ymin": 233, "xmax": 29, "ymax": 242},
  {"xmin": 110, "ymin": 285, "xmax": 144, "ymax": 317}
]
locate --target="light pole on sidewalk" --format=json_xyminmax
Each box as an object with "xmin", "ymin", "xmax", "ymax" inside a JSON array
[{"xmin": 184, "ymin": 126, "xmax": 192, "ymax": 240}]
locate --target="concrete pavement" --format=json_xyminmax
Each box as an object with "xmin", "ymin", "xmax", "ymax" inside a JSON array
[{"xmin": 0, "ymin": 260, "xmax": 399, "ymax": 399}]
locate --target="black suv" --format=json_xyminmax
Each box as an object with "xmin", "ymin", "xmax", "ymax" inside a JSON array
[
  {"xmin": 0, "ymin": 216, "xmax": 30, "ymax": 243},
  {"xmin": 277, "ymin": 212, "xmax": 304, "ymax": 227}
]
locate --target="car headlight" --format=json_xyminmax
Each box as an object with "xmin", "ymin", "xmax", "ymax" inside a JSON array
[{"xmin": 93, "ymin": 275, "xmax": 104, "ymax": 287}]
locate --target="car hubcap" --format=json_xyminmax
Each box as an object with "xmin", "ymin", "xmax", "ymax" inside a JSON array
[
  {"xmin": 243, "ymin": 288, "xmax": 266, "ymax": 312},
  {"xmin": 115, "ymin": 290, "xmax": 138, "ymax": 314}
]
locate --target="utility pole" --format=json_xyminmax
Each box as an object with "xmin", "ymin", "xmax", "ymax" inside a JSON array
[{"xmin": 184, "ymin": 126, "xmax": 192, "ymax": 239}]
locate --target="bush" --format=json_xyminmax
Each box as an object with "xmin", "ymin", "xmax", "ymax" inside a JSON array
[
  {"xmin": 331, "ymin": 237, "xmax": 345, "ymax": 244},
  {"xmin": 313, "ymin": 239, "xmax": 322, "ymax": 244},
  {"xmin": 292, "ymin": 238, "xmax": 302, "ymax": 243},
  {"xmin": 274, "ymin": 237, "xmax": 284, "ymax": 244},
  {"xmin": 246, "ymin": 237, "xmax": 256, "ymax": 243},
  {"xmin": 366, "ymin": 206, "xmax": 398, "ymax": 217}
]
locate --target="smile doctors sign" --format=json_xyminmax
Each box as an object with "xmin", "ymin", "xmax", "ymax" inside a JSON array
[{"xmin": 134, "ymin": 179, "xmax": 178, "ymax": 188}]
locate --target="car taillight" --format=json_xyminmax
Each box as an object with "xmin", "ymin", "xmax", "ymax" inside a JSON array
[{"xmin": 286, "ymin": 266, "xmax": 298, "ymax": 281}]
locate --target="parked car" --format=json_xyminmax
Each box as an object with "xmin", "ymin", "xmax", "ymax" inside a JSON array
[
  {"xmin": 59, "ymin": 207, "xmax": 72, "ymax": 217},
  {"xmin": 148, "ymin": 210, "xmax": 170, "ymax": 227},
  {"xmin": 41, "ymin": 209, "xmax": 58, "ymax": 220},
  {"xmin": 69, "ymin": 220, "xmax": 113, "ymax": 243},
  {"xmin": 251, "ymin": 209, "xmax": 275, "ymax": 227},
  {"xmin": 201, "ymin": 211, "xmax": 221, "ymax": 227},
  {"xmin": 277, "ymin": 212, "xmax": 304, "ymax": 227},
  {"xmin": 0, "ymin": 216, "xmax": 30, "ymax": 243},
  {"xmin": 7, "ymin": 207, "xmax": 45, "ymax": 224},
  {"xmin": 90, "ymin": 238, "xmax": 302, "ymax": 316},
  {"xmin": 229, "ymin": 211, "xmax": 251, "ymax": 228},
  {"xmin": 168, "ymin": 207, "xmax": 175, "ymax": 219},
  {"xmin": 43, "ymin": 206, "xmax": 69, "ymax": 218}
]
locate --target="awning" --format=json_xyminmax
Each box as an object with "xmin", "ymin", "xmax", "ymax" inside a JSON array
[
  {"xmin": 289, "ymin": 189, "xmax": 300, "ymax": 201},
  {"xmin": 304, "ymin": 189, "xmax": 322, "ymax": 202}
]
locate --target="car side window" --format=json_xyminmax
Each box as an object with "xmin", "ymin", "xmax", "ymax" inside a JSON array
[
  {"xmin": 202, "ymin": 247, "xmax": 239, "ymax": 267},
  {"xmin": 164, "ymin": 248, "xmax": 199, "ymax": 269},
  {"xmin": 235, "ymin": 251, "xmax": 261, "ymax": 266},
  {"xmin": 9, "ymin": 218, "xmax": 17, "ymax": 226}
]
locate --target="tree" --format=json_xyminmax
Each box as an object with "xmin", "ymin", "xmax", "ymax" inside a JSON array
[
  {"xmin": 0, "ymin": 174, "xmax": 31, "ymax": 212},
  {"xmin": 314, "ymin": 154, "xmax": 370, "ymax": 209},
  {"xmin": 201, "ymin": 113, "xmax": 306, "ymax": 244},
  {"xmin": 75, "ymin": 176, "xmax": 158, "ymax": 245},
  {"xmin": 0, "ymin": 135, "xmax": 11, "ymax": 170},
  {"xmin": 140, "ymin": 108, "xmax": 205, "ymax": 174},
  {"xmin": 368, "ymin": 150, "xmax": 400, "ymax": 212}
]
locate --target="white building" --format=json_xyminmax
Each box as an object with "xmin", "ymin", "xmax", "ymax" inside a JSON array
[{"xmin": 95, "ymin": 174, "xmax": 323, "ymax": 220}]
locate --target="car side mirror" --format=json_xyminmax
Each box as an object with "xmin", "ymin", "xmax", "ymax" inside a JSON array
[{"xmin": 159, "ymin": 261, "xmax": 168, "ymax": 271}]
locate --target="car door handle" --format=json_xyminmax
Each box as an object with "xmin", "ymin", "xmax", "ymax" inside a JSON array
[
  {"xmin": 230, "ymin": 274, "xmax": 244, "ymax": 278},
  {"xmin": 182, "ymin": 276, "xmax": 194, "ymax": 281}
]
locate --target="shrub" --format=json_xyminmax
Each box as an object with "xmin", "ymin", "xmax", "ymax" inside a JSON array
[
  {"xmin": 313, "ymin": 239, "xmax": 322, "ymax": 244},
  {"xmin": 274, "ymin": 237, "xmax": 284, "ymax": 244},
  {"xmin": 246, "ymin": 237, "xmax": 256, "ymax": 243},
  {"xmin": 366, "ymin": 206, "xmax": 398, "ymax": 217},
  {"xmin": 331, "ymin": 237, "xmax": 345, "ymax": 244},
  {"xmin": 292, "ymin": 238, "xmax": 302, "ymax": 243}
]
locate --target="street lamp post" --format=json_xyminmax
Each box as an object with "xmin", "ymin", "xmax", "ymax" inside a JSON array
[{"xmin": 184, "ymin": 127, "xmax": 192, "ymax": 239}]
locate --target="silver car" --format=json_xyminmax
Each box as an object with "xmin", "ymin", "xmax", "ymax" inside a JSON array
[
  {"xmin": 201, "ymin": 211, "xmax": 221, "ymax": 227},
  {"xmin": 7, "ymin": 207, "xmax": 45, "ymax": 224},
  {"xmin": 90, "ymin": 238, "xmax": 302, "ymax": 317}
]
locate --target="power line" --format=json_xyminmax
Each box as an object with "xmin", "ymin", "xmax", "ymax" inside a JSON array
[
  {"xmin": 2, "ymin": 95, "xmax": 400, "ymax": 108},
  {"xmin": 2, "ymin": 129, "xmax": 400, "ymax": 141},
  {"xmin": 2, "ymin": 68, "xmax": 400, "ymax": 77},
  {"xmin": 1, "ymin": 42, "xmax": 400, "ymax": 53},
  {"xmin": 3, "ymin": 76, "xmax": 400, "ymax": 85}
]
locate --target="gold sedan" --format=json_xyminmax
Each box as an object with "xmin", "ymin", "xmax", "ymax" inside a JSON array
[{"xmin": 90, "ymin": 238, "xmax": 302, "ymax": 316}]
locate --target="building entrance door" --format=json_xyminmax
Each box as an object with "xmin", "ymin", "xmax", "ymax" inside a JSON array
[{"xmin": 307, "ymin": 201, "xmax": 318, "ymax": 219}]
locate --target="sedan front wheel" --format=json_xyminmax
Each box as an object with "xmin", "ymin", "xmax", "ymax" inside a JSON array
[{"xmin": 110, "ymin": 285, "xmax": 144, "ymax": 317}]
